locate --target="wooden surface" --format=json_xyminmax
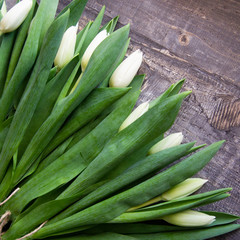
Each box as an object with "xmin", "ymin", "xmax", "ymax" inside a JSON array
[{"xmin": 6, "ymin": 0, "xmax": 240, "ymax": 239}]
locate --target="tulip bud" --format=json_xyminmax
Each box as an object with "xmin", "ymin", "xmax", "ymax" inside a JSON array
[
  {"xmin": 148, "ymin": 132, "xmax": 183, "ymax": 155},
  {"xmin": 81, "ymin": 30, "xmax": 108, "ymax": 72},
  {"xmin": 54, "ymin": 24, "xmax": 78, "ymax": 69},
  {"xmin": 1, "ymin": 1, "xmax": 7, "ymax": 17},
  {"xmin": 128, "ymin": 178, "xmax": 207, "ymax": 211},
  {"xmin": 162, "ymin": 210, "xmax": 216, "ymax": 227},
  {"xmin": 119, "ymin": 101, "xmax": 149, "ymax": 131},
  {"xmin": 109, "ymin": 49, "xmax": 143, "ymax": 88},
  {"xmin": 0, "ymin": 0, "xmax": 32, "ymax": 33},
  {"xmin": 161, "ymin": 178, "xmax": 208, "ymax": 201}
]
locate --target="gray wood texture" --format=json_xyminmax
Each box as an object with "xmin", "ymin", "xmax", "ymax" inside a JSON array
[{"xmin": 5, "ymin": 0, "xmax": 240, "ymax": 239}]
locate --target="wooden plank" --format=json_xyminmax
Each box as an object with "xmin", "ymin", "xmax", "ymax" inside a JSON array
[
  {"xmin": 4, "ymin": 0, "xmax": 240, "ymax": 239},
  {"xmin": 58, "ymin": 1, "xmax": 240, "ymax": 240},
  {"xmin": 85, "ymin": 0, "xmax": 240, "ymax": 84}
]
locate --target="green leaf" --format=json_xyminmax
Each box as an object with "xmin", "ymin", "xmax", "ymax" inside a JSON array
[
  {"xmin": 59, "ymin": 91, "xmax": 190, "ymax": 200},
  {"xmin": 0, "ymin": 9, "xmax": 70, "ymax": 185},
  {"xmin": 75, "ymin": 22, "xmax": 91, "ymax": 55},
  {"xmin": 5, "ymin": 182, "xmax": 107, "ymax": 240},
  {"xmin": 17, "ymin": 56, "xmax": 79, "ymax": 161},
  {"xmin": 82, "ymin": 223, "xmax": 184, "ymax": 234},
  {"xmin": 50, "ymin": 142, "xmax": 195, "ymax": 223},
  {"xmin": 0, "ymin": 32, "xmax": 17, "ymax": 97},
  {"xmin": 57, "ymin": 0, "xmax": 88, "ymax": 28},
  {"xmin": 100, "ymin": 16, "xmax": 119, "ymax": 34},
  {"xmin": 149, "ymin": 79, "xmax": 185, "ymax": 109},
  {"xmin": 31, "ymin": 92, "xmax": 191, "ymax": 238},
  {"xmin": 110, "ymin": 190, "xmax": 230, "ymax": 223},
  {"xmin": 203, "ymin": 211, "xmax": 240, "ymax": 227},
  {"xmin": 0, "ymin": 0, "xmax": 59, "ymax": 122},
  {"xmin": 5, "ymin": 0, "xmax": 36, "ymax": 85},
  {"xmin": 130, "ymin": 224, "xmax": 240, "ymax": 240},
  {"xmin": 78, "ymin": 6, "xmax": 105, "ymax": 59},
  {"xmin": 85, "ymin": 211, "xmax": 239, "ymax": 235},
  {"xmin": 44, "ymin": 87, "xmax": 131, "ymax": 157},
  {"xmin": 53, "ymin": 232, "xmax": 137, "ymax": 240},
  {"xmin": 1, "ymin": 70, "xmax": 139, "ymax": 218},
  {"xmin": 0, "ymin": 117, "xmax": 12, "ymax": 153},
  {"xmin": 8, "ymin": 25, "xmax": 130, "ymax": 189}
]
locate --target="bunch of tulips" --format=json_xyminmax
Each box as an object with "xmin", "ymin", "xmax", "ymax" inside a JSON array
[{"xmin": 0, "ymin": 0, "xmax": 239, "ymax": 239}]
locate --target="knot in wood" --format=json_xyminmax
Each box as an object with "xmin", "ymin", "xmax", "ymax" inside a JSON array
[{"xmin": 178, "ymin": 34, "xmax": 190, "ymax": 46}]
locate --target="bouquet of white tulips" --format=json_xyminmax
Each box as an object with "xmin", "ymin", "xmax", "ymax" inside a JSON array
[{"xmin": 0, "ymin": 0, "xmax": 239, "ymax": 239}]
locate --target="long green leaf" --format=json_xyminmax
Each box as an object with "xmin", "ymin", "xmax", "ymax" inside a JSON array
[
  {"xmin": 78, "ymin": 6, "xmax": 105, "ymax": 59},
  {"xmin": 1, "ymin": 70, "xmax": 139, "ymax": 218},
  {"xmin": 149, "ymin": 79, "xmax": 185, "ymax": 108},
  {"xmin": 54, "ymin": 233, "xmax": 137, "ymax": 240},
  {"xmin": 0, "ymin": 10, "xmax": 69, "ymax": 185},
  {"xmin": 0, "ymin": 32, "xmax": 16, "ymax": 97},
  {"xmin": 33, "ymin": 141, "xmax": 223, "ymax": 238},
  {"xmin": 4, "ymin": 183, "xmax": 107, "ymax": 240},
  {"xmin": 43, "ymin": 87, "xmax": 130, "ymax": 157},
  {"xmin": 0, "ymin": 0, "xmax": 59, "ymax": 122},
  {"xmin": 100, "ymin": 16, "xmax": 119, "ymax": 34},
  {"xmin": 10, "ymin": 25, "xmax": 130, "ymax": 187},
  {"xmin": 81, "ymin": 211, "xmax": 240, "ymax": 234},
  {"xmin": 31, "ymin": 92, "xmax": 191, "ymax": 238},
  {"xmin": 0, "ymin": 117, "xmax": 12, "ymax": 153},
  {"xmin": 5, "ymin": 0, "xmax": 36, "ymax": 85},
  {"xmin": 57, "ymin": 0, "xmax": 88, "ymax": 28},
  {"xmin": 75, "ymin": 22, "xmax": 91, "ymax": 55},
  {"xmin": 50, "ymin": 142, "xmax": 195, "ymax": 223},
  {"xmin": 203, "ymin": 211, "xmax": 240, "ymax": 227},
  {"xmin": 17, "ymin": 56, "xmax": 79, "ymax": 160},
  {"xmin": 130, "ymin": 224, "xmax": 240, "ymax": 240},
  {"xmin": 58, "ymin": 91, "xmax": 190, "ymax": 199},
  {"xmin": 110, "ymin": 190, "xmax": 230, "ymax": 223}
]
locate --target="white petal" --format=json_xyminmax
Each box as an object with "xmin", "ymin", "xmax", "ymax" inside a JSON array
[
  {"xmin": 163, "ymin": 210, "xmax": 216, "ymax": 227},
  {"xmin": 0, "ymin": 0, "xmax": 32, "ymax": 33},
  {"xmin": 81, "ymin": 30, "xmax": 108, "ymax": 72},
  {"xmin": 54, "ymin": 25, "xmax": 78, "ymax": 69},
  {"xmin": 148, "ymin": 132, "xmax": 183, "ymax": 155},
  {"xmin": 119, "ymin": 101, "xmax": 149, "ymax": 131},
  {"xmin": 109, "ymin": 49, "xmax": 143, "ymax": 88},
  {"xmin": 161, "ymin": 178, "xmax": 208, "ymax": 201}
]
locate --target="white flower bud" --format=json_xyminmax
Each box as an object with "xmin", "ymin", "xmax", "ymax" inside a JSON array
[
  {"xmin": 128, "ymin": 178, "xmax": 207, "ymax": 211},
  {"xmin": 81, "ymin": 30, "xmax": 108, "ymax": 72},
  {"xmin": 54, "ymin": 24, "xmax": 78, "ymax": 69},
  {"xmin": 119, "ymin": 101, "xmax": 149, "ymax": 132},
  {"xmin": 0, "ymin": 0, "xmax": 32, "ymax": 33},
  {"xmin": 161, "ymin": 178, "xmax": 208, "ymax": 201},
  {"xmin": 109, "ymin": 49, "xmax": 143, "ymax": 88},
  {"xmin": 1, "ymin": 1, "xmax": 7, "ymax": 17},
  {"xmin": 148, "ymin": 132, "xmax": 183, "ymax": 155},
  {"xmin": 163, "ymin": 210, "xmax": 216, "ymax": 227}
]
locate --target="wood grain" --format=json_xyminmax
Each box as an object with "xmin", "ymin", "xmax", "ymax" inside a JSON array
[
  {"xmin": 61, "ymin": 1, "xmax": 240, "ymax": 239},
  {"xmin": 5, "ymin": 0, "xmax": 240, "ymax": 239}
]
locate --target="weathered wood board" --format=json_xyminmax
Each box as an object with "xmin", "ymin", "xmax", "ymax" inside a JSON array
[{"xmin": 5, "ymin": 0, "xmax": 240, "ymax": 239}]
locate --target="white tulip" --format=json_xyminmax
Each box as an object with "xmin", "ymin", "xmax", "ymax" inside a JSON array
[
  {"xmin": 119, "ymin": 101, "xmax": 149, "ymax": 132},
  {"xmin": 128, "ymin": 178, "xmax": 207, "ymax": 211},
  {"xmin": 161, "ymin": 178, "xmax": 208, "ymax": 201},
  {"xmin": 148, "ymin": 132, "xmax": 183, "ymax": 155},
  {"xmin": 109, "ymin": 49, "xmax": 143, "ymax": 87},
  {"xmin": 162, "ymin": 210, "xmax": 216, "ymax": 227},
  {"xmin": 1, "ymin": 1, "xmax": 7, "ymax": 17},
  {"xmin": 81, "ymin": 30, "xmax": 108, "ymax": 72},
  {"xmin": 0, "ymin": 0, "xmax": 32, "ymax": 33},
  {"xmin": 54, "ymin": 24, "xmax": 78, "ymax": 69}
]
